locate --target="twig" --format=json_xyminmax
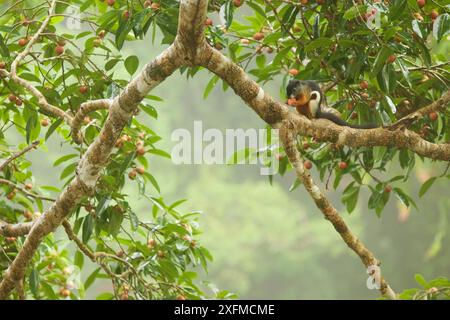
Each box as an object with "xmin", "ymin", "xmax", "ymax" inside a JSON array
[
  {"xmin": 0, "ymin": 179, "xmax": 56, "ymax": 202},
  {"xmin": 0, "ymin": 0, "xmax": 73, "ymax": 124},
  {"xmin": 0, "ymin": 141, "xmax": 39, "ymax": 172},
  {"xmin": 10, "ymin": 0, "xmax": 56, "ymax": 76},
  {"xmin": 71, "ymin": 99, "xmax": 112, "ymax": 144},
  {"xmin": 61, "ymin": 220, "xmax": 95, "ymax": 261}
]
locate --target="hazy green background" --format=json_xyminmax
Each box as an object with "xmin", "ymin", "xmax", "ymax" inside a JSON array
[{"xmin": 5, "ymin": 10, "xmax": 449, "ymax": 299}]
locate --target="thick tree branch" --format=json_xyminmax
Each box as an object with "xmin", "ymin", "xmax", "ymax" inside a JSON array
[
  {"xmin": 201, "ymin": 46, "xmax": 288, "ymax": 125},
  {"xmin": 0, "ymin": 220, "xmax": 33, "ymax": 238},
  {"xmin": 0, "ymin": 140, "xmax": 39, "ymax": 172},
  {"xmin": 279, "ymin": 120, "xmax": 396, "ymax": 299},
  {"xmin": 288, "ymin": 117, "xmax": 450, "ymax": 161},
  {"xmin": 201, "ymin": 46, "xmax": 450, "ymax": 161},
  {"xmin": 0, "ymin": 45, "xmax": 182, "ymax": 299},
  {"xmin": 180, "ymin": 0, "xmax": 397, "ymax": 299},
  {"xmin": 176, "ymin": 0, "xmax": 209, "ymax": 64}
]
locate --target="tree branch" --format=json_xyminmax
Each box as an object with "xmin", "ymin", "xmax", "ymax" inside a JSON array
[
  {"xmin": 0, "ymin": 140, "xmax": 39, "ymax": 172},
  {"xmin": 390, "ymin": 89, "xmax": 450, "ymax": 130},
  {"xmin": 279, "ymin": 119, "xmax": 396, "ymax": 299},
  {"xmin": 61, "ymin": 220, "xmax": 95, "ymax": 261},
  {"xmin": 0, "ymin": 179, "xmax": 55, "ymax": 202},
  {"xmin": 0, "ymin": 44, "xmax": 182, "ymax": 299},
  {"xmin": 0, "ymin": 69, "xmax": 72, "ymax": 123},
  {"xmin": 0, "ymin": 0, "xmax": 72, "ymax": 124},
  {"xmin": 71, "ymin": 99, "xmax": 112, "ymax": 144},
  {"xmin": 0, "ymin": 220, "xmax": 33, "ymax": 238},
  {"xmin": 201, "ymin": 46, "xmax": 450, "ymax": 161}
]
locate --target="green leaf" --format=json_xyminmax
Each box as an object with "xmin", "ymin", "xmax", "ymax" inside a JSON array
[
  {"xmin": 343, "ymin": 5, "xmax": 367, "ymax": 20},
  {"xmin": 158, "ymin": 259, "xmax": 179, "ymax": 280},
  {"xmin": 124, "ymin": 55, "xmax": 139, "ymax": 76},
  {"xmin": 128, "ymin": 210, "xmax": 139, "ymax": 230},
  {"xmin": 397, "ymin": 59, "xmax": 412, "ymax": 88},
  {"xmin": 388, "ymin": 0, "xmax": 406, "ymax": 21},
  {"xmin": 107, "ymin": 82, "xmax": 121, "ymax": 99},
  {"xmin": 384, "ymin": 95, "xmax": 397, "ymax": 114},
  {"xmin": 313, "ymin": 15, "xmax": 320, "ymax": 39},
  {"xmin": 415, "ymin": 274, "xmax": 429, "ymax": 289},
  {"xmin": 223, "ymin": 1, "xmax": 234, "ymax": 29},
  {"xmin": 411, "ymin": 20, "xmax": 422, "ymax": 39},
  {"xmin": 371, "ymin": 46, "xmax": 393, "ymax": 76},
  {"xmin": 105, "ymin": 58, "xmax": 121, "ymax": 71},
  {"xmin": 25, "ymin": 115, "xmax": 37, "ymax": 144},
  {"xmin": 21, "ymin": 73, "xmax": 41, "ymax": 83},
  {"xmin": 433, "ymin": 13, "xmax": 450, "ymax": 42},
  {"xmin": 305, "ymin": 37, "xmax": 333, "ymax": 52},
  {"xmin": 40, "ymin": 282, "xmax": 57, "ymax": 299},
  {"xmin": 246, "ymin": 1, "xmax": 266, "ymax": 19},
  {"xmin": 60, "ymin": 162, "xmax": 77, "ymax": 180},
  {"xmin": 115, "ymin": 18, "xmax": 132, "ymax": 50},
  {"xmin": 169, "ymin": 199, "xmax": 187, "ymax": 210},
  {"xmin": 96, "ymin": 292, "xmax": 114, "ymax": 300},
  {"xmin": 29, "ymin": 268, "xmax": 39, "ymax": 297},
  {"xmin": 280, "ymin": 6, "xmax": 299, "ymax": 36},
  {"xmin": 141, "ymin": 104, "xmax": 158, "ymax": 119},
  {"xmin": 399, "ymin": 149, "xmax": 410, "ymax": 169},
  {"xmin": 118, "ymin": 151, "xmax": 135, "ymax": 177},
  {"xmin": 76, "ymin": 31, "xmax": 92, "ymax": 39},
  {"xmin": 84, "ymin": 268, "xmax": 101, "ymax": 290},
  {"xmin": 345, "ymin": 53, "xmax": 364, "ymax": 81},
  {"xmin": 394, "ymin": 187, "xmax": 414, "ymax": 208},
  {"xmin": 419, "ymin": 177, "xmax": 436, "ymax": 197},
  {"xmin": 53, "ymin": 154, "xmax": 78, "ymax": 167},
  {"xmin": 143, "ymin": 172, "xmax": 161, "ymax": 193},
  {"xmin": 289, "ymin": 178, "xmax": 302, "ymax": 192},
  {"xmin": 96, "ymin": 197, "xmax": 110, "ymax": 217},
  {"xmin": 45, "ymin": 118, "xmax": 63, "ymax": 141},
  {"xmin": 226, "ymin": 148, "xmax": 254, "ymax": 165},
  {"xmin": 368, "ymin": 190, "xmax": 383, "ymax": 210},
  {"xmin": 147, "ymin": 148, "xmax": 171, "ymax": 159},
  {"xmin": 203, "ymin": 75, "xmax": 219, "ymax": 99},
  {"xmin": 74, "ymin": 250, "xmax": 84, "ymax": 269},
  {"xmin": 0, "ymin": 34, "xmax": 10, "ymax": 57},
  {"xmin": 342, "ymin": 185, "xmax": 360, "ymax": 213},
  {"xmin": 82, "ymin": 214, "xmax": 94, "ymax": 243},
  {"xmin": 108, "ymin": 207, "xmax": 124, "ymax": 236}
]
